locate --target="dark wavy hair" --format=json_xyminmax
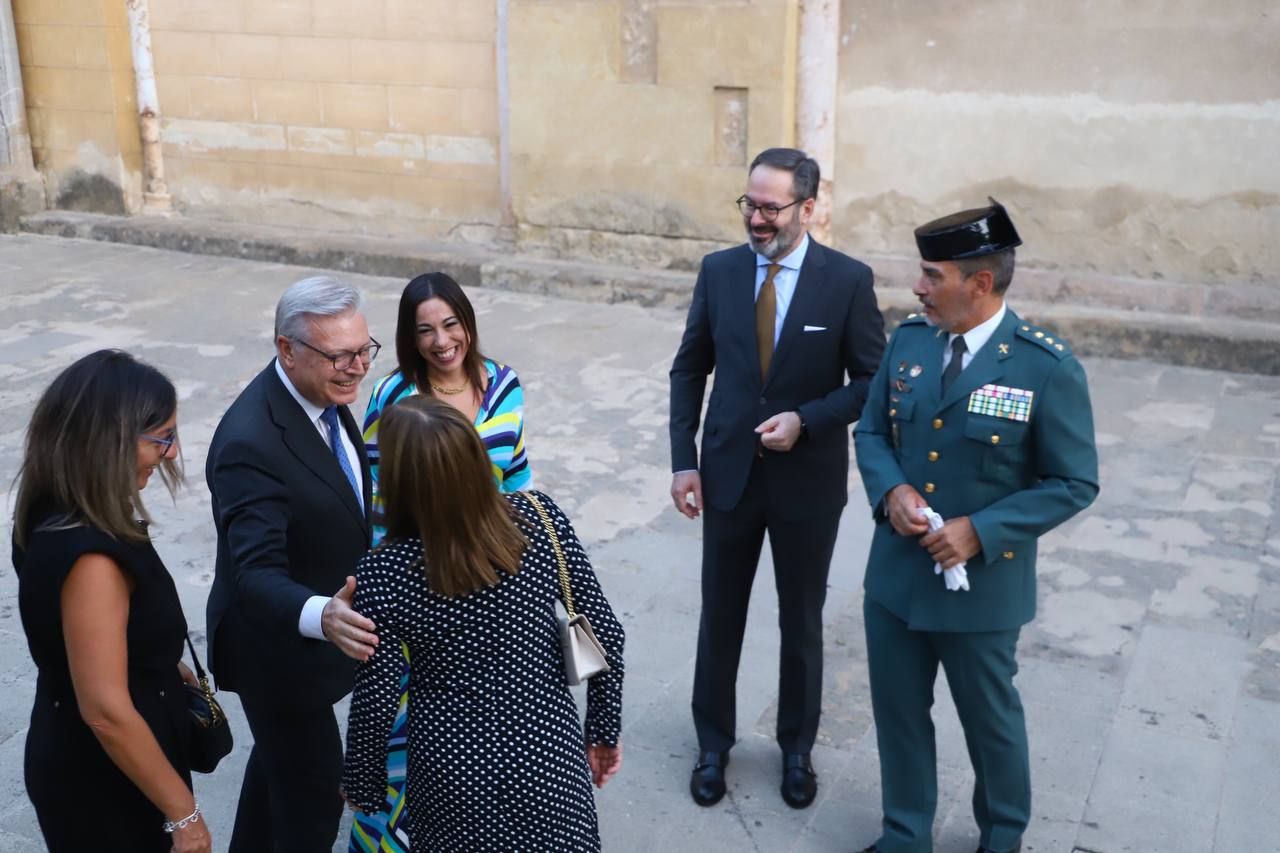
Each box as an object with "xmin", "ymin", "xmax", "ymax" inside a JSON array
[
  {"xmin": 394, "ymin": 272, "xmax": 489, "ymax": 397},
  {"xmin": 13, "ymin": 349, "xmax": 182, "ymax": 547}
]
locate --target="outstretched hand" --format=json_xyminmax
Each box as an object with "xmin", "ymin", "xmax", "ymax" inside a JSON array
[{"xmin": 322, "ymin": 576, "xmax": 378, "ymax": 662}]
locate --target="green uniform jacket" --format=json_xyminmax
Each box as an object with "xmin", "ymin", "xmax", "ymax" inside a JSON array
[{"xmin": 854, "ymin": 308, "xmax": 1100, "ymax": 632}]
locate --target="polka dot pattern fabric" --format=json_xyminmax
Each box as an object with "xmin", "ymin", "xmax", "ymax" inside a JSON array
[{"xmin": 342, "ymin": 491, "xmax": 625, "ymax": 852}]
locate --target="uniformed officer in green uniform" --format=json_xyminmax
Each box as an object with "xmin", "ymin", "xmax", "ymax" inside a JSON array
[{"xmin": 853, "ymin": 200, "xmax": 1100, "ymax": 853}]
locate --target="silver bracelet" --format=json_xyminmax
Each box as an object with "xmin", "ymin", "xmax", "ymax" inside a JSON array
[{"xmin": 162, "ymin": 804, "xmax": 201, "ymax": 833}]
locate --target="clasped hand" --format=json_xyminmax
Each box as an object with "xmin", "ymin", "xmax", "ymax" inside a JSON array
[{"xmin": 885, "ymin": 484, "xmax": 980, "ymax": 569}]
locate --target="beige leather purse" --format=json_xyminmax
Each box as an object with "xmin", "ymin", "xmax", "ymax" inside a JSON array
[{"xmin": 526, "ymin": 493, "xmax": 611, "ymax": 686}]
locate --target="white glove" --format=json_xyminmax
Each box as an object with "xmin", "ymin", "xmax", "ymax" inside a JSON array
[{"xmin": 918, "ymin": 507, "xmax": 969, "ymax": 592}]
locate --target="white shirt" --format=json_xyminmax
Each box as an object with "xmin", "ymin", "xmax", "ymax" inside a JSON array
[
  {"xmin": 273, "ymin": 359, "xmax": 362, "ymax": 641},
  {"xmin": 755, "ymin": 233, "xmax": 810, "ymax": 348},
  {"xmin": 943, "ymin": 301, "xmax": 1007, "ymax": 372}
]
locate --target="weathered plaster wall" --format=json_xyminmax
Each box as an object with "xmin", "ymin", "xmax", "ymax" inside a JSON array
[
  {"xmin": 140, "ymin": 0, "xmax": 503, "ymax": 238},
  {"xmin": 10, "ymin": 0, "xmax": 1276, "ymax": 298},
  {"xmin": 836, "ymin": 1, "xmax": 1280, "ymax": 286},
  {"xmin": 12, "ymin": 0, "xmax": 143, "ymax": 214},
  {"xmin": 507, "ymin": 0, "xmax": 799, "ymax": 269},
  {"xmin": 1, "ymin": 0, "xmax": 25, "ymax": 169},
  {"xmin": 1, "ymin": 0, "xmax": 44, "ymax": 231}
]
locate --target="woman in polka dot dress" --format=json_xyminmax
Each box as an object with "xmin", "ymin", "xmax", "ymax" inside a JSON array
[{"xmin": 341, "ymin": 396, "xmax": 625, "ymax": 851}]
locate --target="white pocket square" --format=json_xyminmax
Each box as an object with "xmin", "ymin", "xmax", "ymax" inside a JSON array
[{"xmin": 803, "ymin": 325, "xmax": 827, "ymax": 332}]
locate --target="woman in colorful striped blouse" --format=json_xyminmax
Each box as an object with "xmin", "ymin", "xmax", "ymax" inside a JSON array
[{"xmin": 350, "ymin": 272, "xmax": 532, "ymax": 853}]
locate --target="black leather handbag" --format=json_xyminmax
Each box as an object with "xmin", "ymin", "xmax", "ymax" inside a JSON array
[{"xmin": 183, "ymin": 635, "xmax": 233, "ymax": 774}]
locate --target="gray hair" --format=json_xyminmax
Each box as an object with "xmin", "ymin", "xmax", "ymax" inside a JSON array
[
  {"xmin": 274, "ymin": 276, "xmax": 365, "ymax": 340},
  {"xmin": 955, "ymin": 249, "xmax": 1017, "ymax": 295}
]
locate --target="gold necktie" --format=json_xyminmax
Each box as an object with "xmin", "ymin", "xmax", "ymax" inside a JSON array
[{"xmin": 756, "ymin": 263, "xmax": 782, "ymax": 380}]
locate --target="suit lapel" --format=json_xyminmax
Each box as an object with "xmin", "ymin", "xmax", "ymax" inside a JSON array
[
  {"xmin": 735, "ymin": 246, "xmax": 765, "ymax": 387},
  {"xmin": 764, "ymin": 240, "xmax": 826, "ymax": 389},
  {"xmin": 265, "ymin": 367, "xmax": 369, "ymax": 533},
  {"xmin": 936, "ymin": 309, "xmax": 1020, "ymax": 412}
]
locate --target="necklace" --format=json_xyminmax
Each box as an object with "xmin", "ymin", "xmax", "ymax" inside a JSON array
[{"xmin": 431, "ymin": 379, "xmax": 469, "ymax": 395}]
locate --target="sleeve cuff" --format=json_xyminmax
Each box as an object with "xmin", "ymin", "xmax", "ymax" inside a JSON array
[{"xmin": 298, "ymin": 595, "xmax": 330, "ymax": 640}]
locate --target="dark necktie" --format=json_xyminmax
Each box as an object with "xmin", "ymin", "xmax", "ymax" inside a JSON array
[
  {"xmin": 756, "ymin": 263, "xmax": 782, "ymax": 379},
  {"xmin": 941, "ymin": 335, "xmax": 968, "ymax": 395},
  {"xmin": 321, "ymin": 406, "xmax": 363, "ymax": 508}
]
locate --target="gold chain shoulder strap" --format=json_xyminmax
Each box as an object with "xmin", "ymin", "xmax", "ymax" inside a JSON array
[{"xmin": 524, "ymin": 492, "xmax": 576, "ymax": 618}]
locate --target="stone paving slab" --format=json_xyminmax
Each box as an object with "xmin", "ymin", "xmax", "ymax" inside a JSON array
[{"xmin": 0, "ymin": 234, "xmax": 1278, "ymax": 853}]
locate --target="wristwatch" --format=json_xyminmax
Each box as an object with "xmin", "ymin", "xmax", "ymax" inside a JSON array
[{"xmin": 797, "ymin": 411, "xmax": 808, "ymax": 437}]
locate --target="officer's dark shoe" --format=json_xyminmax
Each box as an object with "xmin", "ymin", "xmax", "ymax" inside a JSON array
[
  {"xmin": 689, "ymin": 750, "xmax": 729, "ymax": 806},
  {"xmin": 975, "ymin": 844, "xmax": 1021, "ymax": 853},
  {"xmin": 780, "ymin": 752, "xmax": 818, "ymax": 808},
  {"xmin": 858, "ymin": 847, "xmax": 880, "ymax": 853}
]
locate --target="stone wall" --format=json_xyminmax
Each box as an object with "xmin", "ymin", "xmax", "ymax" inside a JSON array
[
  {"xmin": 10, "ymin": 0, "xmax": 503, "ymax": 238},
  {"xmin": 507, "ymin": 0, "xmax": 799, "ymax": 270},
  {"xmin": 835, "ymin": 1, "xmax": 1280, "ymax": 288},
  {"xmin": 7, "ymin": 0, "xmax": 1277, "ymax": 295},
  {"xmin": 11, "ymin": 0, "xmax": 140, "ymax": 214},
  {"xmin": 141, "ymin": 0, "xmax": 503, "ymax": 238},
  {"xmin": 0, "ymin": 0, "xmax": 42, "ymax": 231}
]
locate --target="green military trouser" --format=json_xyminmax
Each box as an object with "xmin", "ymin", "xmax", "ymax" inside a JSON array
[{"xmin": 864, "ymin": 597, "xmax": 1030, "ymax": 853}]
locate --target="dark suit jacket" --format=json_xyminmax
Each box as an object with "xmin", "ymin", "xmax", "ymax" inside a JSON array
[
  {"xmin": 205, "ymin": 362, "xmax": 372, "ymax": 708},
  {"xmin": 669, "ymin": 239, "xmax": 885, "ymax": 516}
]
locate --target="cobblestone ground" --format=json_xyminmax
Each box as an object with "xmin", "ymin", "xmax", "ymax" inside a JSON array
[{"xmin": 1, "ymin": 234, "xmax": 1278, "ymax": 853}]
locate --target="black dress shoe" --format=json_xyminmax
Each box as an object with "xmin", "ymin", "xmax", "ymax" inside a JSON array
[
  {"xmin": 780, "ymin": 752, "xmax": 818, "ymax": 808},
  {"xmin": 975, "ymin": 844, "xmax": 1021, "ymax": 853},
  {"xmin": 689, "ymin": 750, "xmax": 729, "ymax": 806}
]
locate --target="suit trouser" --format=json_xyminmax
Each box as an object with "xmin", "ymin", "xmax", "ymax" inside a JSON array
[
  {"xmin": 864, "ymin": 597, "xmax": 1029, "ymax": 853},
  {"xmin": 692, "ymin": 461, "xmax": 844, "ymax": 755},
  {"xmin": 230, "ymin": 690, "xmax": 345, "ymax": 853}
]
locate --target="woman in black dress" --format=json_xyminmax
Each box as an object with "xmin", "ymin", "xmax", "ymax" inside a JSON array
[
  {"xmin": 341, "ymin": 396, "xmax": 625, "ymax": 851},
  {"xmin": 12, "ymin": 350, "xmax": 212, "ymax": 853}
]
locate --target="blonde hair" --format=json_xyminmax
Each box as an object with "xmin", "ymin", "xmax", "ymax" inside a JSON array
[
  {"xmin": 13, "ymin": 350, "xmax": 183, "ymax": 547},
  {"xmin": 379, "ymin": 396, "xmax": 526, "ymax": 597}
]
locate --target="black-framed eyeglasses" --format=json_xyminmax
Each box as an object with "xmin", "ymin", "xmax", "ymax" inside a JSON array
[
  {"xmin": 293, "ymin": 337, "xmax": 381, "ymax": 371},
  {"xmin": 736, "ymin": 195, "xmax": 801, "ymax": 222},
  {"xmin": 140, "ymin": 427, "xmax": 177, "ymax": 453}
]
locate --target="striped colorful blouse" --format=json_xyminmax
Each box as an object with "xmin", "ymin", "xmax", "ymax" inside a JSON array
[{"xmin": 362, "ymin": 359, "xmax": 531, "ymax": 544}]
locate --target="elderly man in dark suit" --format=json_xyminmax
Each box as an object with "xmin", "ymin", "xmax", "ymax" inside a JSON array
[
  {"xmin": 206, "ymin": 276, "xmax": 382, "ymax": 851},
  {"xmin": 854, "ymin": 201, "xmax": 1100, "ymax": 853},
  {"xmin": 669, "ymin": 147, "xmax": 885, "ymax": 809}
]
